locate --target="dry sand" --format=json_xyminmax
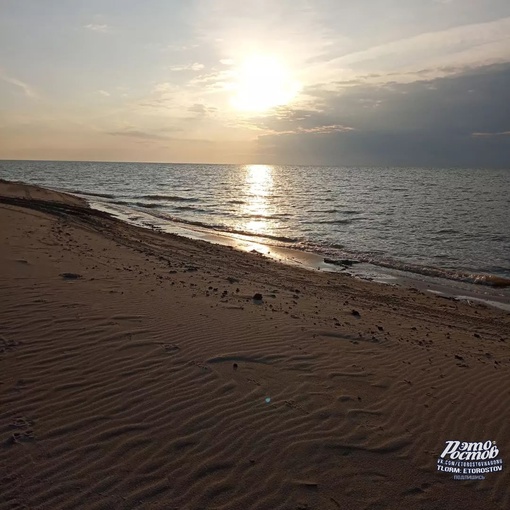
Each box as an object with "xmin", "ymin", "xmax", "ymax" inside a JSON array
[{"xmin": 1, "ymin": 180, "xmax": 509, "ymax": 510}]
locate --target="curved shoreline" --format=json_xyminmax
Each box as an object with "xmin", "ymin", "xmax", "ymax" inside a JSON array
[{"xmin": 89, "ymin": 197, "xmax": 510, "ymax": 311}]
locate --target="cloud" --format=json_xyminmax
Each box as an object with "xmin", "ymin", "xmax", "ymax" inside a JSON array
[
  {"xmin": 472, "ymin": 131, "xmax": 510, "ymax": 137},
  {"xmin": 188, "ymin": 103, "xmax": 218, "ymax": 118},
  {"xmin": 107, "ymin": 128, "xmax": 175, "ymax": 141},
  {"xmin": 0, "ymin": 71, "xmax": 37, "ymax": 98},
  {"xmin": 84, "ymin": 23, "xmax": 109, "ymax": 33},
  {"xmin": 255, "ymin": 63, "xmax": 510, "ymax": 167},
  {"xmin": 315, "ymin": 16, "xmax": 510, "ymax": 74},
  {"xmin": 192, "ymin": 0, "xmax": 510, "ymax": 94},
  {"xmin": 245, "ymin": 107, "xmax": 354, "ymax": 135},
  {"xmin": 153, "ymin": 82, "xmax": 177, "ymax": 94},
  {"xmin": 136, "ymin": 83, "xmax": 178, "ymax": 109},
  {"xmin": 192, "ymin": 0, "xmax": 338, "ymax": 78},
  {"xmin": 98, "ymin": 90, "xmax": 110, "ymax": 97},
  {"xmin": 108, "ymin": 127, "xmax": 214, "ymax": 147},
  {"xmin": 188, "ymin": 69, "xmax": 233, "ymax": 90},
  {"xmin": 136, "ymin": 81, "xmax": 208, "ymax": 114},
  {"xmin": 169, "ymin": 63, "xmax": 205, "ymax": 72},
  {"xmin": 291, "ymin": 124, "xmax": 354, "ymax": 135}
]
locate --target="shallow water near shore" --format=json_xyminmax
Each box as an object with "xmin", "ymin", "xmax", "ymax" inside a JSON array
[{"xmin": 1, "ymin": 160, "xmax": 509, "ymax": 302}]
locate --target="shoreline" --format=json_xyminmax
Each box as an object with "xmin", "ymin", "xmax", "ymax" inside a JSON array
[
  {"xmin": 2, "ymin": 174, "xmax": 509, "ymax": 299},
  {"xmin": 89, "ymin": 195, "xmax": 510, "ymax": 312},
  {"xmin": 1, "ymin": 180, "xmax": 510, "ymax": 509}
]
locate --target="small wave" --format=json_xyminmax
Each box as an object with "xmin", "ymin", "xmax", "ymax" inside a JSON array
[
  {"xmin": 322, "ymin": 219, "xmax": 355, "ymax": 225},
  {"xmin": 308, "ymin": 209, "xmax": 360, "ymax": 215},
  {"xmin": 486, "ymin": 265, "xmax": 510, "ymax": 278},
  {"xmin": 291, "ymin": 241, "xmax": 510, "ymax": 288},
  {"xmin": 351, "ymin": 256, "xmax": 510, "ymax": 288},
  {"xmin": 72, "ymin": 190, "xmax": 116, "ymax": 199},
  {"xmin": 228, "ymin": 200, "xmax": 246, "ymax": 205},
  {"xmin": 436, "ymin": 228, "xmax": 460, "ymax": 234},
  {"xmin": 174, "ymin": 205, "xmax": 207, "ymax": 213},
  {"xmin": 470, "ymin": 274, "xmax": 510, "ymax": 288},
  {"xmin": 139, "ymin": 195, "xmax": 199, "ymax": 202},
  {"xmin": 306, "ymin": 219, "xmax": 356, "ymax": 225},
  {"xmin": 243, "ymin": 213, "xmax": 292, "ymax": 220},
  {"xmin": 230, "ymin": 230, "xmax": 298, "ymax": 243},
  {"xmin": 134, "ymin": 202, "xmax": 162, "ymax": 209},
  {"xmin": 243, "ymin": 214, "xmax": 272, "ymax": 220},
  {"xmin": 490, "ymin": 235, "xmax": 508, "ymax": 242},
  {"xmin": 111, "ymin": 200, "xmax": 130, "ymax": 206},
  {"xmin": 145, "ymin": 212, "xmax": 299, "ymax": 243}
]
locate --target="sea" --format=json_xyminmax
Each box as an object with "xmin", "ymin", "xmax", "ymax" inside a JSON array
[{"xmin": 1, "ymin": 160, "xmax": 509, "ymax": 308}]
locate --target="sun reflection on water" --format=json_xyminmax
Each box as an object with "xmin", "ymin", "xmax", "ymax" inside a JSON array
[{"xmin": 242, "ymin": 164, "xmax": 274, "ymax": 235}]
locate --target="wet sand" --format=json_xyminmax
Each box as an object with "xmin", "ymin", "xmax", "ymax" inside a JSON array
[
  {"xmin": 92, "ymin": 198, "xmax": 510, "ymax": 312},
  {"xmin": 1, "ymin": 180, "xmax": 509, "ymax": 509}
]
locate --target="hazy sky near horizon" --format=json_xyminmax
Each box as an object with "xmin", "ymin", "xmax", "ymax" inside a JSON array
[{"xmin": 1, "ymin": 0, "xmax": 509, "ymax": 166}]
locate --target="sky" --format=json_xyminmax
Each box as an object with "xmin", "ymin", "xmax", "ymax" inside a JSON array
[{"xmin": 0, "ymin": 0, "xmax": 509, "ymax": 167}]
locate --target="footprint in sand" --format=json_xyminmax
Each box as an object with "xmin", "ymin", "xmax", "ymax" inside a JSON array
[
  {"xmin": 0, "ymin": 336, "xmax": 20, "ymax": 353},
  {"xmin": 9, "ymin": 416, "xmax": 34, "ymax": 429},
  {"xmin": 9, "ymin": 429, "xmax": 34, "ymax": 444}
]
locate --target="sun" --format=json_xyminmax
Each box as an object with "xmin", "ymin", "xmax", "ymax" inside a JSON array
[{"xmin": 230, "ymin": 55, "xmax": 300, "ymax": 113}]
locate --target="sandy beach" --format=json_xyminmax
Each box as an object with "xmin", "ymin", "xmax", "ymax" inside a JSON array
[{"xmin": 1, "ymin": 180, "xmax": 509, "ymax": 509}]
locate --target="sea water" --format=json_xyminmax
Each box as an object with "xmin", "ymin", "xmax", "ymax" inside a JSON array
[{"xmin": 1, "ymin": 161, "xmax": 509, "ymax": 296}]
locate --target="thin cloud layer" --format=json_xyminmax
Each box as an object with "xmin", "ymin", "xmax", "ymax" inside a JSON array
[
  {"xmin": 0, "ymin": 72, "xmax": 37, "ymax": 99},
  {"xmin": 84, "ymin": 24, "xmax": 110, "ymax": 33}
]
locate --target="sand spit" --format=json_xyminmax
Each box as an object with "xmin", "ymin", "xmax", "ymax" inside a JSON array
[{"xmin": 1, "ymin": 181, "xmax": 509, "ymax": 509}]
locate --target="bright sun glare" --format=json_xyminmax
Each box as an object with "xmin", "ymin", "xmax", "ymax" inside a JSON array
[{"xmin": 231, "ymin": 55, "xmax": 300, "ymax": 113}]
